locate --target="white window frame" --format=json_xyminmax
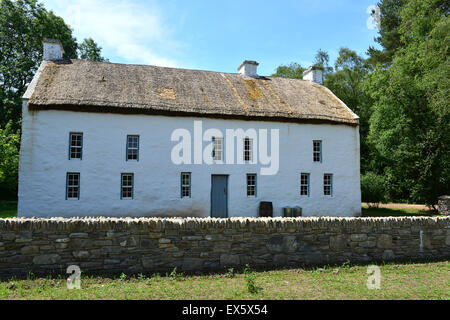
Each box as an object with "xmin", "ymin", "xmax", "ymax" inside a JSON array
[
  {"xmin": 212, "ymin": 137, "xmax": 223, "ymax": 161},
  {"xmin": 246, "ymin": 173, "xmax": 257, "ymax": 197},
  {"xmin": 324, "ymin": 173, "xmax": 333, "ymax": 196},
  {"xmin": 126, "ymin": 135, "xmax": 139, "ymax": 161},
  {"xmin": 181, "ymin": 172, "xmax": 191, "ymax": 198},
  {"xmin": 66, "ymin": 172, "xmax": 80, "ymax": 200},
  {"xmin": 244, "ymin": 138, "xmax": 253, "ymax": 162},
  {"xmin": 121, "ymin": 173, "xmax": 134, "ymax": 200},
  {"xmin": 300, "ymin": 173, "xmax": 310, "ymax": 196},
  {"xmin": 313, "ymin": 140, "xmax": 322, "ymax": 163},
  {"xmin": 69, "ymin": 132, "xmax": 83, "ymax": 160}
]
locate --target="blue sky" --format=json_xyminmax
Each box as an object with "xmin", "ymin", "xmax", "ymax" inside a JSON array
[{"xmin": 41, "ymin": 0, "xmax": 381, "ymax": 75}]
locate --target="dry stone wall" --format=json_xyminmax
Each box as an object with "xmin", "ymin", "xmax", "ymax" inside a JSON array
[
  {"xmin": 0, "ymin": 217, "xmax": 449, "ymax": 278},
  {"xmin": 438, "ymin": 196, "xmax": 450, "ymax": 215}
]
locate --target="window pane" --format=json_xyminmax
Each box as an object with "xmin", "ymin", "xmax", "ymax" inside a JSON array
[
  {"xmin": 66, "ymin": 173, "xmax": 80, "ymax": 199},
  {"xmin": 181, "ymin": 173, "xmax": 191, "ymax": 198},
  {"xmin": 324, "ymin": 174, "xmax": 332, "ymax": 196},
  {"xmin": 127, "ymin": 135, "xmax": 139, "ymax": 160},
  {"xmin": 244, "ymin": 138, "xmax": 252, "ymax": 161},
  {"xmin": 69, "ymin": 133, "xmax": 83, "ymax": 159},
  {"xmin": 300, "ymin": 173, "xmax": 309, "ymax": 196},
  {"xmin": 313, "ymin": 141, "xmax": 321, "ymax": 162},
  {"xmin": 121, "ymin": 174, "xmax": 134, "ymax": 199},
  {"xmin": 247, "ymin": 174, "xmax": 256, "ymax": 196},
  {"xmin": 212, "ymin": 137, "xmax": 223, "ymax": 161}
]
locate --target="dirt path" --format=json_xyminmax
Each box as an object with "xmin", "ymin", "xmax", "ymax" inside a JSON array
[{"xmin": 362, "ymin": 203, "xmax": 430, "ymax": 210}]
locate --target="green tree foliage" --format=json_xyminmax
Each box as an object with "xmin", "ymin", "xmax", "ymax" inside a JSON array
[
  {"xmin": 313, "ymin": 49, "xmax": 333, "ymax": 79},
  {"xmin": 361, "ymin": 172, "xmax": 387, "ymax": 207},
  {"xmin": 0, "ymin": 0, "xmax": 78, "ymax": 131},
  {"xmin": 366, "ymin": 0, "xmax": 449, "ymax": 205},
  {"xmin": 323, "ymin": 48, "xmax": 375, "ymax": 174},
  {"xmin": 78, "ymin": 38, "xmax": 108, "ymax": 62},
  {"xmin": 367, "ymin": 0, "xmax": 407, "ymax": 66},
  {"xmin": 0, "ymin": 0, "xmax": 107, "ymax": 198},
  {"xmin": 0, "ymin": 122, "xmax": 19, "ymax": 199},
  {"xmin": 271, "ymin": 62, "xmax": 305, "ymax": 79}
]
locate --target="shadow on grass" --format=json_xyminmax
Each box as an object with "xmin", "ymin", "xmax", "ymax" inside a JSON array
[
  {"xmin": 2, "ymin": 257, "xmax": 448, "ymax": 282},
  {"xmin": 361, "ymin": 206, "xmax": 438, "ymax": 217},
  {"xmin": 0, "ymin": 201, "xmax": 17, "ymax": 219}
]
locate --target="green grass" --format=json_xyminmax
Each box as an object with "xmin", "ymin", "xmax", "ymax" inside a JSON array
[
  {"xmin": 0, "ymin": 261, "xmax": 448, "ymax": 300},
  {"xmin": 361, "ymin": 205, "xmax": 438, "ymax": 217},
  {"xmin": 0, "ymin": 201, "xmax": 440, "ymax": 219},
  {"xmin": 0, "ymin": 201, "xmax": 17, "ymax": 218}
]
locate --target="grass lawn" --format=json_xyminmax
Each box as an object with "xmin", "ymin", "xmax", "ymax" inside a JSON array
[
  {"xmin": 0, "ymin": 201, "xmax": 17, "ymax": 219},
  {"xmin": 361, "ymin": 205, "xmax": 438, "ymax": 217},
  {"xmin": 0, "ymin": 261, "xmax": 448, "ymax": 300},
  {"xmin": 0, "ymin": 201, "xmax": 440, "ymax": 219}
]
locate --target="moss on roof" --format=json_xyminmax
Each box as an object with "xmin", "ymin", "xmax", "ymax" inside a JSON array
[{"xmin": 26, "ymin": 59, "xmax": 359, "ymax": 125}]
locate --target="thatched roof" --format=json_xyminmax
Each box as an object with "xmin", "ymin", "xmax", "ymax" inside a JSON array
[{"xmin": 24, "ymin": 59, "xmax": 359, "ymax": 125}]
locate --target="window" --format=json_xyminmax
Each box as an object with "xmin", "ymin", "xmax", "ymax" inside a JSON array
[
  {"xmin": 244, "ymin": 138, "xmax": 253, "ymax": 162},
  {"xmin": 212, "ymin": 137, "xmax": 223, "ymax": 161},
  {"xmin": 126, "ymin": 135, "xmax": 139, "ymax": 161},
  {"xmin": 300, "ymin": 173, "xmax": 310, "ymax": 196},
  {"xmin": 181, "ymin": 172, "xmax": 191, "ymax": 198},
  {"xmin": 66, "ymin": 173, "xmax": 80, "ymax": 200},
  {"xmin": 324, "ymin": 173, "xmax": 333, "ymax": 196},
  {"xmin": 121, "ymin": 173, "xmax": 134, "ymax": 199},
  {"xmin": 69, "ymin": 133, "xmax": 83, "ymax": 159},
  {"xmin": 247, "ymin": 174, "xmax": 257, "ymax": 197},
  {"xmin": 313, "ymin": 140, "xmax": 322, "ymax": 162}
]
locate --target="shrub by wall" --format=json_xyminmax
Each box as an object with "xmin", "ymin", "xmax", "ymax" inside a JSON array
[{"xmin": 0, "ymin": 217, "xmax": 449, "ymax": 278}]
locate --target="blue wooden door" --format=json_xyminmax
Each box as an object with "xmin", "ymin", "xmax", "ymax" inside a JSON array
[{"xmin": 211, "ymin": 175, "xmax": 228, "ymax": 218}]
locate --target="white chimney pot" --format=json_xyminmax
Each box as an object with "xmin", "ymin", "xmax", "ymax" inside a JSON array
[
  {"xmin": 43, "ymin": 39, "xmax": 64, "ymax": 61},
  {"xmin": 238, "ymin": 60, "xmax": 259, "ymax": 78},
  {"xmin": 302, "ymin": 66, "xmax": 323, "ymax": 85}
]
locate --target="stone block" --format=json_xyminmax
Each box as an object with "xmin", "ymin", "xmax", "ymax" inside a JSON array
[
  {"xmin": 73, "ymin": 251, "xmax": 90, "ymax": 259},
  {"xmin": 377, "ymin": 234, "xmax": 393, "ymax": 249},
  {"xmin": 350, "ymin": 234, "xmax": 367, "ymax": 242},
  {"xmin": 33, "ymin": 254, "xmax": 61, "ymax": 265},
  {"xmin": 220, "ymin": 254, "xmax": 240, "ymax": 266},
  {"xmin": 359, "ymin": 241, "xmax": 376, "ymax": 248},
  {"xmin": 330, "ymin": 235, "xmax": 347, "ymax": 251},
  {"xmin": 69, "ymin": 233, "xmax": 89, "ymax": 238},
  {"xmin": 20, "ymin": 246, "xmax": 40, "ymax": 255},
  {"xmin": 382, "ymin": 250, "xmax": 395, "ymax": 260}
]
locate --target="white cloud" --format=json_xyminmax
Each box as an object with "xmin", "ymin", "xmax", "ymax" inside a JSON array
[{"xmin": 44, "ymin": 0, "xmax": 181, "ymax": 67}]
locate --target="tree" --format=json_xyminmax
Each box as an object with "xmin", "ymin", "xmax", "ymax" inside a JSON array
[
  {"xmin": 0, "ymin": 122, "xmax": 19, "ymax": 199},
  {"xmin": 313, "ymin": 49, "xmax": 333, "ymax": 79},
  {"xmin": 0, "ymin": 0, "xmax": 107, "ymax": 198},
  {"xmin": 367, "ymin": 0, "xmax": 408, "ymax": 67},
  {"xmin": 324, "ymin": 48, "xmax": 375, "ymax": 174},
  {"xmin": 271, "ymin": 62, "xmax": 305, "ymax": 79},
  {"xmin": 78, "ymin": 38, "xmax": 108, "ymax": 62},
  {"xmin": 0, "ymin": 0, "xmax": 78, "ymax": 131},
  {"xmin": 366, "ymin": 0, "xmax": 450, "ymax": 205},
  {"xmin": 361, "ymin": 172, "xmax": 387, "ymax": 208}
]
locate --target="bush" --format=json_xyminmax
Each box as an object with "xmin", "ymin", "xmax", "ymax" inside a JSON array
[
  {"xmin": 0, "ymin": 123, "xmax": 19, "ymax": 200},
  {"xmin": 361, "ymin": 172, "xmax": 387, "ymax": 208}
]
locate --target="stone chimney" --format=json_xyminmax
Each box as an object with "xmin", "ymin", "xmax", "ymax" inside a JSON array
[
  {"xmin": 302, "ymin": 66, "xmax": 323, "ymax": 85},
  {"xmin": 238, "ymin": 60, "xmax": 259, "ymax": 78},
  {"xmin": 43, "ymin": 39, "xmax": 65, "ymax": 61}
]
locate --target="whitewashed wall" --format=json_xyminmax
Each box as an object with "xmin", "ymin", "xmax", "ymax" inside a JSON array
[{"xmin": 18, "ymin": 103, "xmax": 361, "ymax": 218}]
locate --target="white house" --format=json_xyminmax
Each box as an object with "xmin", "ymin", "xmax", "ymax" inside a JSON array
[{"xmin": 18, "ymin": 39, "xmax": 361, "ymax": 218}]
